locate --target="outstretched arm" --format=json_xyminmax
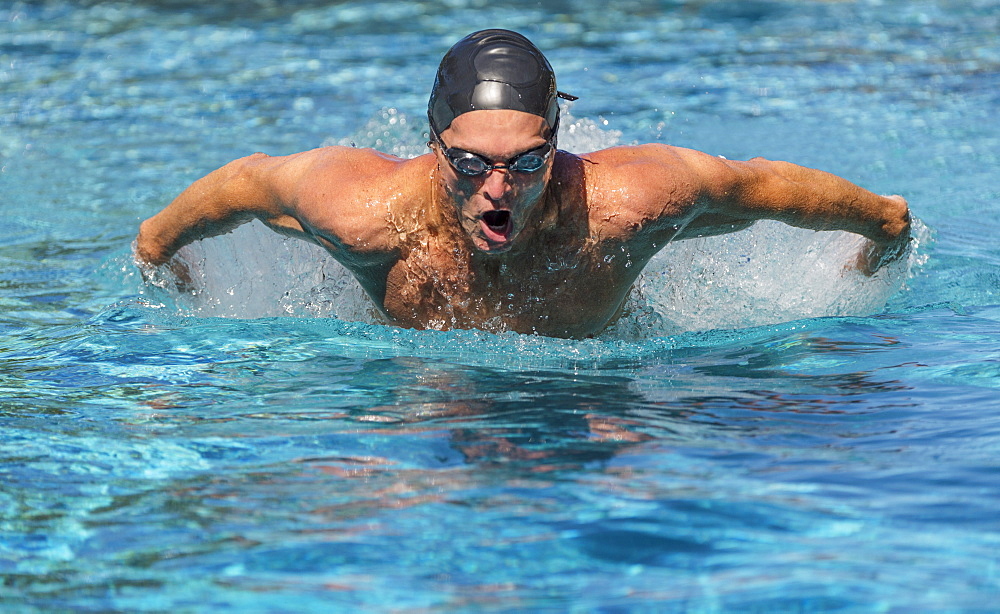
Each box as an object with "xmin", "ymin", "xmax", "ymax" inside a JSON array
[
  {"xmin": 634, "ymin": 145, "xmax": 911, "ymax": 271},
  {"xmin": 135, "ymin": 152, "xmax": 312, "ymax": 266}
]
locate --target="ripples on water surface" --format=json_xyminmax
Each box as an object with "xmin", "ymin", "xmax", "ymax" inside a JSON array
[{"xmin": 3, "ymin": 1, "xmax": 1000, "ymax": 611}]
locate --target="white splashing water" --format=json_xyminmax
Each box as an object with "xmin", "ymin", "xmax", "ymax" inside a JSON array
[
  {"xmin": 613, "ymin": 219, "xmax": 924, "ymax": 338},
  {"xmin": 143, "ymin": 108, "xmax": 925, "ymax": 337}
]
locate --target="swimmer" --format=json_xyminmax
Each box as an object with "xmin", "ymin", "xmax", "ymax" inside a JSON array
[{"xmin": 135, "ymin": 29, "xmax": 911, "ymax": 338}]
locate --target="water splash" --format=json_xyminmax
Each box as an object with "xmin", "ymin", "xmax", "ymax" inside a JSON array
[{"xmin": 608, "ymin": 219, "xmax": 927, "ymax": 338}]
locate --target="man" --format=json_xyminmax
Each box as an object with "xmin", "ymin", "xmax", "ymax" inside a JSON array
[{"xmin": 135, "ymin": 29, "xmax": 910, "ymax": 339}]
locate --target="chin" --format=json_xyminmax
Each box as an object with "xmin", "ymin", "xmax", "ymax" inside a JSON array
[{"xmin": 473, "ymin": 238, "xmax": 515, "ymax": 254}]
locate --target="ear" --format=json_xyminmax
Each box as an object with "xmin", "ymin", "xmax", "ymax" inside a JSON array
[{"xmin": 427, "ymin": 122, "xmax": 442, "ymax": 152}]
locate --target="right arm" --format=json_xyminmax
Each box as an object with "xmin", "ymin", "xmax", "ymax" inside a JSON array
[{"xmin": 135, "ymin": 152, "xmax": 313, "ymax": 266}]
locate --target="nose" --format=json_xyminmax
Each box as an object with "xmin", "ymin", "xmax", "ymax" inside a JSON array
[{"xmin": 481, "ymin": 166, "xmax": 510, "ymax": 201}]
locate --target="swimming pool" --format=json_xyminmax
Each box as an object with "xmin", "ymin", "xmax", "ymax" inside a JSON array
[{"xmin": 3, "ymin": 0, "xmax": 999, "ymax": 611}]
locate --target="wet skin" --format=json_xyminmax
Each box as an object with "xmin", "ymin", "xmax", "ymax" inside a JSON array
[{"xmin": 136, "ymin": 110, "xmax": 911, "ymax": 338}]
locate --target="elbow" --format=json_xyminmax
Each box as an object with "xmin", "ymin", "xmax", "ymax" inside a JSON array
[
  {"xmin": 219, "ymin": 152, "xmax": 271, "ymax": 180},
  {"xmin": 215, "ymin": 153, "xmax": 277, "ymax": 216},
  {"xmin": 225, "ymin": 152, "xmax": 271, "ymax": 178}
]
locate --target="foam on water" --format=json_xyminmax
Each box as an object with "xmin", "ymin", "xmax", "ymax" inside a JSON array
[{"xmin": 130, "ymin": 109, "xmax": 925, "ymax": 338}]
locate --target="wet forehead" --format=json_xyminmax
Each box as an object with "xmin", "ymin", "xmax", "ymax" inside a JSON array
[{"xmin": 442, "ymin": 110, "xmax": 549, "ymax": 158}]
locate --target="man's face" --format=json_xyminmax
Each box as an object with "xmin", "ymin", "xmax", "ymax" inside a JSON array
[{"xmin": 434, "ymin": 110, "xmax": 553, "ymax": 254}]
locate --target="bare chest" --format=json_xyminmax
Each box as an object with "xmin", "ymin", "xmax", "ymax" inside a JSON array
[{"xmin": 380, "ymin": 240, "xmax": 644, "ymax": 338}]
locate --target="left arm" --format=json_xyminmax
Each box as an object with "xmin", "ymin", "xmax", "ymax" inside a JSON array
[{"xmin": 624, "ymin": 145, "xmax": 911, "ymax": 270}]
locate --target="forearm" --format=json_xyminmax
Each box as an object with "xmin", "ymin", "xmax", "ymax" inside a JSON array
[
  {"xmin": 135, "ymin": 155, "xmax": 269, "ymax": 265},
  {"xmin": 734, "ymin": 158, "xmax": 910, "ymax": 247}
]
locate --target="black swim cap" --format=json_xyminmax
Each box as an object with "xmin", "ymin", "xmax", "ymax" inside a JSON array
[{"xmin": 428, "ymin": 29, "xmax": 569, "ymax": 137}]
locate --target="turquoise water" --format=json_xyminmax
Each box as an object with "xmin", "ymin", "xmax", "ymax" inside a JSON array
[{"xmin": 3, "ymin": 1, "xmax": 999, "ymax": 611}]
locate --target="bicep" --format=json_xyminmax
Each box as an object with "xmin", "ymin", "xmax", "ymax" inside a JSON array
[
  {"xmin": 237, "ymin": 150, "xmax": 336, "ymax": 243},
  {"xmin": 647, "ymin": 149, "xmax": 806, "ymax": 225},
  {"xmin": 260, "ymin": 147, "xmax": 405, "ymax": 256}
]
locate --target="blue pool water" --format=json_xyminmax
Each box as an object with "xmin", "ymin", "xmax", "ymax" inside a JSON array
[{"xmin": 3, "ymin": 1, "xmax": 999, "ymax": 611}]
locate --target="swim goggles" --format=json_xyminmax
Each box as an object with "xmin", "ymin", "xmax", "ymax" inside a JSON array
[{"xmin": 433, "ymin": 132, "xmax": 553, "ymax": 176}]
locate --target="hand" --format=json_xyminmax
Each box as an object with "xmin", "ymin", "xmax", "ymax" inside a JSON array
[
  {"xmin": 132, "ymin": 240, "xmax": 196, "ymax": 293},
  {"xmin": 851, "ymin": 236, "xmax": 906, "ymax": 276},
  {"xmin": 851, "ymin": 196, "xmax": 911, "ymax": 276}
]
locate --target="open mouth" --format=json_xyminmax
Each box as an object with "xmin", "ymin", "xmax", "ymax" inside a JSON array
[{"xmin": 480, "ymin": 210, "xmax": 513, "ymax": 242}]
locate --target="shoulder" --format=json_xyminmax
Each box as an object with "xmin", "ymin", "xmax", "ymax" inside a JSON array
[
  {"xmin": 247, "ymin": 146, "xmax": 426, "ymax": 190},
  {"xmin": 581, "ymin": 143, "xmax": 739, "ymax": 186},
  {"xmin": 258, "ymin": 147, "xmax": 435, "ymax": 254},
  {"xmin": 567, "ymin": 144, "xmax": 732, "ymax": 237}
]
